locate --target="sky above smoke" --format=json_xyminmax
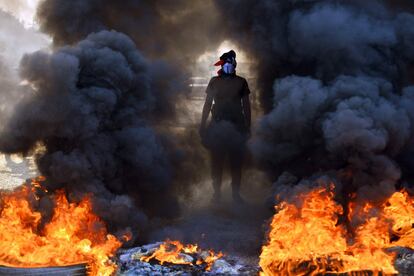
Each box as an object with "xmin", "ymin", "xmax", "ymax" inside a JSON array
[
  {"xmin": 0, "ymin": 0, "xmax": 40, "ymax": 28},
  {"xmin": 0, "ymin": 8, "xmax": 47, "ymax": 67},
  {"xmin": 0, "ymin": 9, "xmax": 48, "ymax": 132}
]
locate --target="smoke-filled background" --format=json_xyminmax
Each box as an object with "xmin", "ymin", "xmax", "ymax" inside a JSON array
[
  {"xmin": 213, "ymin": 0, "xmax": 414, "ymax": 206},
  {"xmin": 0, "ymin": 3, "xmax": 48, "ymax": 188},
  {"xmin": 0, "ymin": 0, "xmax": 262, "ymax": 248},
  {"xmin": 1, "ymin": 0, "xmax": 414, "ymax": 257}
]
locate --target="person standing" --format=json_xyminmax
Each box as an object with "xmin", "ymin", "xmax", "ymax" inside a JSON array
[{"xmin": 199, "ymin": 50, "xmax": 251, "ymax": 203}]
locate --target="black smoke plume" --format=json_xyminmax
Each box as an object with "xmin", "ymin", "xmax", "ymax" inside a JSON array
[
  {"xmin": 4, "ymin": 0, "xmax": 414, "ymax": 247},
  {"xmin": 37, "ymin": 0, "xmax": 225, "ymax": 66},
  {"xmin": 0, "ymin": 30, "xmax": 186, "ymax": 239},
  {"xmin": 214, "ymin": 0, "xmax": 414, "ymax": 111},
  {"xmin": 0, "ymin": 1, "xmax": 228, "ymax": 242},
  {"xmin": 214, "ymin": 0, "xmax": 414, "ymax": 202}
]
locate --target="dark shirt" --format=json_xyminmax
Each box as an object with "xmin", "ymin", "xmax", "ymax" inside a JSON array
[{"xmin": 205, "ymin": 75, "xmax": 250, "ymax": 129}]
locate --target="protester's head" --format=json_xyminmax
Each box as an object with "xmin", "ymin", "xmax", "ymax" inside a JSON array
[{"xmin": 214, "ymin": 50, "xmax": 237, "ymax": 75}]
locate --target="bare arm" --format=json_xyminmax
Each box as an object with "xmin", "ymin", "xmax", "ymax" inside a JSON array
[
  {"xmin": 200, "ymin": 94, "xmax": 213, "ymax": 134},
  {"xmin": 242, "ymin": 94, "xmax": 251, "ymax": 131}
]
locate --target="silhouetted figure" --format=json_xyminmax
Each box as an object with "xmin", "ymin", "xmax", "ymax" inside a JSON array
[{"xmin": 199, "ymin": 50, "xmax": 251, "ymax": 203}]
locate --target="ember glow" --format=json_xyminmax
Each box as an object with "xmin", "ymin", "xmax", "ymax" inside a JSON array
[
  {"xmin": 0, "ymin": 177, "xmax": 122, "ymax": 276},
  {"xmin": 260, "ymin": 184, "xmax": 414, "ymax": 275},
  {"xmin": 141, "ymin": 240, "xmax": 223, "ymax": 271}
]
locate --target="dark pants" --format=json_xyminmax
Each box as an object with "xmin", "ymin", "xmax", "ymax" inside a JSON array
[
  {"xmin": 203, "ymin": 119, "xmax": 247, "ymax": 197},
  {"xmin": 210, "ymin": 147, "xmax": 244, "ymax": 195}
]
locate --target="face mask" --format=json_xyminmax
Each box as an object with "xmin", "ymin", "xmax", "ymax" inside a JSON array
[{"xmin": 222, "ymin": 62, "xmax": 235, "ymax": 74}]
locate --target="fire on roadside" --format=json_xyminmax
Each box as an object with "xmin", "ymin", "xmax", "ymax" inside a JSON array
[
  {"xmin": 0, "ymin": 176, "xmax": 122, "ymax": 276},
  {"xmin": 260, "ymin": 184, "xmax": 414, "ymax": 275}
]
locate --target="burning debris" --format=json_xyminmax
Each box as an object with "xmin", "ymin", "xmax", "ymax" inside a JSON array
[
  {"xmin": 0, "ymin": 263, "xmax": 89, "ymax": 276},
  {"xmin": 260, "ymin": 183, "xmax": 414, "ymax": 275},
  {"xmin": 0, "ymin": 177, "xmax": 121, "ymax": 275},
  {"xmin": 139, "ymin": 240, "xmax": 223, "ymax": 269},
  {"xmin": 0, "ymin": 176, "xmax": 260, "ymax": 276},
  {"xmin": 118, "ymin": 240, "xmax": 258, "ymax": 275}
]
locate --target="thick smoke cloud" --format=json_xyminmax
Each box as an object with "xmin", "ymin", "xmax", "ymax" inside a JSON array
[
  {"xmin": 0, "ymin": 0, "xmax": 234, "ymax": 244},
  {"xmin": 253, "ymin": 75, "xmax": 414, "ymax": 197},
  {"xmin": 214, "ymin": 0, "xmax": 414, "ymax": 110},
  {"xmin": 36, "ymin": 0, "xmax": 224, "ymax": 66},
  {"xmin": 0, "ymin": 30, "xmax": 185, "ymax": 239},
  {"xmin": 3, "ymin": 0, "xmax": 414, "ymax": 245},
  {"xmin": 214, "ymin": 0, "xmax": 414, "ymax": 200},
  {"xmin": 0, "ymin": 58, "xmax": 17, "ymax": 126},
  {"xmin": 31, "ymin": 0, "xmax": 229, "ymax": 217}
]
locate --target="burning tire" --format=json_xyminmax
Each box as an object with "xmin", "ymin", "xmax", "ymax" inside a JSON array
[{"xmin": 0, "ymin": 263, "xmax": 88, "ymax": 276}]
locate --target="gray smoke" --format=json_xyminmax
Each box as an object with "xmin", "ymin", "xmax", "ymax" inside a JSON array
[
  {"xmin": 215, "ymin": 0, "xmax": 414, "ymax": 111},
  {"xmin": 37, "ymin": 0, "xmax": 225, "ymax": 66},
  {"xmin": 0, "ymin": 9, "xmax": 48, "ymax": 126},
  {"xmin": 213, "ymin": 0, "xmax": 414, "ymax": 202},
  {"xmin": 34, "ymin": 0, "xmax": 230, "ymax": 223},
  {"xmin": 0, "ymin": 30, "xmax": 187, "ymax": 240},
  {"xmin": 0, "ymin": 1, "xmax": 228, "ymax": 242},
  {"xmin": 261, "ymin": 76, "xmax": 414, "ymax": 203},
  {"xmin": 0, "ymin": 58, "xmax": 17, "ymax": 121},
  {"xmin": 3, "ymin": 0, "xmax": 414, "ymax": 247}
]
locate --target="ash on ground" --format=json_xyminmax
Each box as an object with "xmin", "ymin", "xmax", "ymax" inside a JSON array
[
  {"xmin": 118, "ymin": 243, "xmax": 259, "ymax": 275},
  {"xmin": 390, "ymin": 247, "xmax": 414, "ymax": 276},
  {"xmin": 118, "ymin": 245, "xmax": 414, "ymax": 275}
]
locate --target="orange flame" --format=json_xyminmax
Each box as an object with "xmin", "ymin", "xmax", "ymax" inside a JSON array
[
  {"xmin": 141, "ymin": 240, "xmax": 223, "ymax": 271},
  {"xmin": 0, "ymin": 178, "xmax": 122, "ymax": 276},
  {"xmin": 259, "ymin": 184, "xmax": 414, "ymax": 275}
]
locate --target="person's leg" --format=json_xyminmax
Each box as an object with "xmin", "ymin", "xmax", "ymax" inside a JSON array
[
  {"xmin": 229, "ymin": 148, "xmax": 244, "ymax": 202},
  {"xmin": 210, "ymin": 150, "xmax": 224, "ymax": 202}
]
